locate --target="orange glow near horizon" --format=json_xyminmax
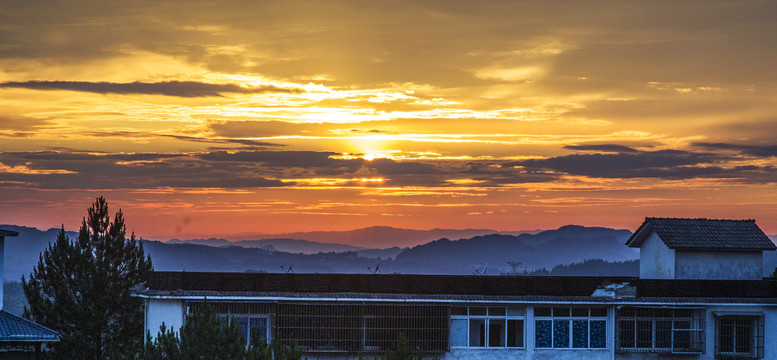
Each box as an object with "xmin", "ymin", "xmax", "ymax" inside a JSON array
[{"xmin": 2, "ymin": 1, "xmax": 777, "ymax": 242}]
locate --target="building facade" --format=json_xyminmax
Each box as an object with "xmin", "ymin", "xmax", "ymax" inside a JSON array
[{"xmin": 135, "ymin": 218, "xmax": 777, "ymax": 359}]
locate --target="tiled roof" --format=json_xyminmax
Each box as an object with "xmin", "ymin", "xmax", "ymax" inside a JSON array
[
  {"xmin": 626, "ymin": 217, "xmax": 776, "ymax": 250},
  {"xmin": 144, "ymin": 271, "xmax": 633, "ymax": 297},
  {"xmin": 137, "ymin": 271, "xmax": 777, "ymax": 301},
  {"xmin": 0, "ymin": 311, "xmax": 59, "ymax": 342}
]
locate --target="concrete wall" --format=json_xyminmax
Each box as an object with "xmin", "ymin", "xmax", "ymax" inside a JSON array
[
  {"xmin": 639, "ymin": 232, "xmax": 675, "ymax": 279},
  {"xmin": 675, "ymin": 250, "xmax": 763, "ymax": 280},
  {"xmin": 145, "ymin": 298, "xmax": 185, "ymax": 339}
]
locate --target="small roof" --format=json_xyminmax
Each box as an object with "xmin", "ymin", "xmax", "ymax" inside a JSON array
[
  {"xmin": 0, "ymin": 229, "xmax": 18, "ymax": 237},
  {"xmin": 626, "ymin": 217, "xmax": 776, "ymax": 250},
  {"xmin": 0, "ymin": 311, "xmax": 59, "ymax": 342}
]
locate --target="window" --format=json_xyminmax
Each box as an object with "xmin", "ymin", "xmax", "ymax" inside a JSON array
[
  {"xmin": 716, "ymin": 315, "xmax": 764, "ymax": 358},
  {"xmin": 450, "ymin": 306, "xmax": 525, "ymax": 349},
  {"xmin": 534, "ymin": 307, "xmax": 607, "ymax": 349},
  {"xmin": 617, "ymin": 307, "xmax": 704, "ymax": 354},
  {"xmin": 223, "ymin": 315, "xmax": 270, "ymax": 346}
]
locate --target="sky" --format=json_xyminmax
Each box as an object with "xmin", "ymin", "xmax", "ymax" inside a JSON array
[{"xmin": 1, "ymin": 0, "xmax": 777, "ymax": 239}]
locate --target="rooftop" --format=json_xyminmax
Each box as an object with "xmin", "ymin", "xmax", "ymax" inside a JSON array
[
  {"xmin": 0, "ymin": 311, "xmax": 59, "ymax": 342},
  {"xmin": 137, "ymin": 271, "xmax": 777, "ymax": 302},
  {"xmin": 626, "ymin": 217, "xmax": 776, "ymax": 250}
]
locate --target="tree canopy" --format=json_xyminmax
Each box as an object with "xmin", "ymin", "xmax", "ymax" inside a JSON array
[{"xmin": 23, "ymin": 196, "xmax": 153, "ymax": 359}]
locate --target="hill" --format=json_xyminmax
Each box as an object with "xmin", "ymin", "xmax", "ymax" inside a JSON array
[
  {"xmin": 227, "ymin": 226, "xmax": 525, "ymax": 249},
  {"xmin": 394, "ymin": 225, "xmax": 637, "ymax": 274}
]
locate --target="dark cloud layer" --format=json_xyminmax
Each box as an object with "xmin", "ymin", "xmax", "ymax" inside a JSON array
[
  {"xmin": 693, "ymin": 142, "xmax": 777, "ymax": 157},
  {"xmin": 504, "ymin": 146, "xmax": 777, "ymax": 181},
  {"xmin": 564, "ymin": 144, "xmax": 639, "ymax": 153},
  {"xmin": 4, "ymin": 143, "xmax": 776, "ymax": 191},
  {"xmin": 0, "ymin": 81, "xmax": 303, "ymax": 97}
]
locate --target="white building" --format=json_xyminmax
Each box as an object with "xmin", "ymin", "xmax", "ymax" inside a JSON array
[
  {"xmin": 135, "ymin": 218, "xmax": 777, "ymax": 359},
  {"xmin": 626, "ymin": 217, "xmax": 775, "ymax": 280}
]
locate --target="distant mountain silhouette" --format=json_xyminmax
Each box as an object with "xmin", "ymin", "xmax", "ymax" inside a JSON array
[
  {"xmin": 232, "ymin": 226, "xmax": 528, "ymax": 248},
  {"xmin": 394, "ymin": 225, "xmax": 637, "ymax": 274},
  {"xmin": 4, "ymin": 224, "xmax": 772, "ymax": 283},
  {"xmin": 167, "ymin": 237, "xmax": 370, "ymax": 254},
  {"xmin": 0, "ymin": 225, "xmax": 78, "ymax": 282}
]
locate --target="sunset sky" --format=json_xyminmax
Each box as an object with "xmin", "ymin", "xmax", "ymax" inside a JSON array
[{"xmin": 2, "ymin": 1, "xmax": 777, "ymax": 239}]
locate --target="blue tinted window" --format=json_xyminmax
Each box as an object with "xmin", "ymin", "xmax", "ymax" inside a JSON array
[
  {"xmin": 590, "ymin": 320, "xmax": 606, "ymax": 348},
  {"xmin": 535, "ymin": 320, "xmax": 552, "ymax": 348},
  {"xmin": 572, "ymin": 320, "xmax": 588, "ymax": 348},
  {"xmin": 553, "ymin": 320, "xmax": 570, "ymax": 348}
]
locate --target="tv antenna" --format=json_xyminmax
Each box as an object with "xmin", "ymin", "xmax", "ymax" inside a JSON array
[
  {"xmin": 472, "ymin": 263, "xmax": 488, "ymax": 276},
  {"xmin": 368, "ymin": 263, "xmax": 381, "ymax": 274}
]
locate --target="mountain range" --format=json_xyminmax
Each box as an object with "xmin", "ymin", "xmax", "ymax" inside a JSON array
[
  {"xmin": 1, "ymin": 224, "xmax": 775, "ymax": 283},
  {"xmin": 167, "ymin": 226, "xmax": 533, "ymax": 250}
]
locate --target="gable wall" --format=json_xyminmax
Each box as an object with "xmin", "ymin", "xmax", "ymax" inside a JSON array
[
  {"xmin": 639, "ymin": 231, "xmax": 675, "ymax": 279},
  {"xmin": 675, "ymin": 250, "xmax": 763, "ymax": 280}
]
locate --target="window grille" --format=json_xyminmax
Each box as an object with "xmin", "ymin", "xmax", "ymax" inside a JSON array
[
  {"xmin": 450, "ymin": 306, "xmax": 525, "ymax": 349},
  {"xmin": 274, "ymin": 304, "xmax": 448, "ymax": 353},
  {"xmin": 616, "ymin": 307, "xmax": 704, "ymax": 354},
  {"xmin": 189, "ymin": 301, "xmax": 448, "ymax": 353},
  {"xmin": 534, "ymin": 307, "xmax": 607, "ymax": 349},
  {"xmin": 715, "ymin": 315, "xmax": 764, "ymax": 359},
  {"xmin": 189, "ymin": 302, "xmax": 274, "ymax": 346}
]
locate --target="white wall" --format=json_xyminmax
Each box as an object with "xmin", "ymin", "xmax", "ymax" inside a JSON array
[
  {"xmin": 145, "ymin": 298, "xmax": 185, "ymax": 339},
  {"xmin": 675, "ymin": 250, "xmax": 763, "ymax": 280},
  {"xmin": 639, "ymin": 232, "xmax": 675, "ymax": 279}
]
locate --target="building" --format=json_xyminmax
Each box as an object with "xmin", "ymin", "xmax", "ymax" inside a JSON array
[
  {"xmin": 626, "ymin": 217, "xmax": 776, "ymax": 280},
  {"xmin": 0, "ymin": 229, "xmax": 59, "ymax": 359},
  {"xmin": 135, "ymin": 218, "xmax": 777, "ymax": 359}
]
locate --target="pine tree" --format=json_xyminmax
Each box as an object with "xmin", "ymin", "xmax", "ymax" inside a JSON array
[
  {"xmin": 144, "ymin": 324, "xmax": 181, "ymax": 360},
  {"xmin": 178, "ymin": 301, "xmax": 246, "ymax": 360},
  {"xmin": 22, "ymin": 196, "xmax": 153, "ymax": 359}
]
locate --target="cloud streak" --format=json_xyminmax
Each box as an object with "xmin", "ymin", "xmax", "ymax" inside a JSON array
[
  {"xmin": 0, "ymin": 81, "xmax": 304, "ymax": 97},
  {"xmin": 504, "ymin": 146, "xmax": 777, "ymax": 181}
]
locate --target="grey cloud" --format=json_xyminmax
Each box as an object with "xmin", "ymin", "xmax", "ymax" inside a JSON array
[
  {"xmin": 564, "ymin": 144, "xmax": 639, "ymax": 153},
  {"xmin": 158, "ymin": 134, "xmax": 281, "ymax": 147},
  {"xmin": 464, "ymin": 162, "xmax": 559, "ymax": 185},
  {"xmin": 693, "ymin": 142, "xmax": 777, "ymax": 157},
  {"xmin": 199, "ymin": 150, "xmax": 364, "ymax": 170},
  {"xmin": 502, "ymin": 145, "xmax": 777, "ymax": 182},
  {"xmin": 208, "ymin": 121, "xmax": 334, "ymax": 138},
  {"xmin": 0, "ymin": 81, "xmax": 303, "ymax": 97},
  {"xmin": 0, "ymin": 116, "xmax": 50, "ymax": 132},
  {"xmin": 0, "ymin": 151, "xmax": 286, "ymax": 189},
  {"xmin": 84, "ymin": 131, "xmax": 281, "ymax": 148},
  {"xmin": 503, "ymin": 149, "xmax": 732, "ymax": 179}
]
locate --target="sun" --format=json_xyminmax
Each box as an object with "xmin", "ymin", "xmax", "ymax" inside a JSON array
[{"xmin": 363, "ymin": 153, "xmax": 380, "ymax": 161}]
